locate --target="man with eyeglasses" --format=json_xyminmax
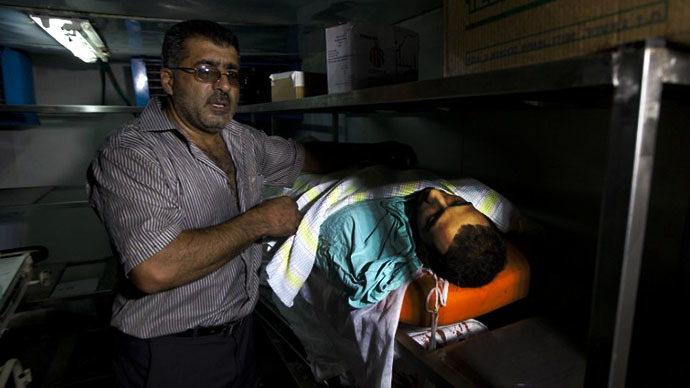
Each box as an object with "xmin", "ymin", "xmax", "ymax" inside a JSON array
[{"xmin": 86, "ymin": 20, "xmax": 416, "ymax": 388}]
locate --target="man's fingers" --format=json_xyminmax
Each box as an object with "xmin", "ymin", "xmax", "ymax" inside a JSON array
[{"xmin": 257, "ymin": 196, "xmax": 303, "ymax": 237}]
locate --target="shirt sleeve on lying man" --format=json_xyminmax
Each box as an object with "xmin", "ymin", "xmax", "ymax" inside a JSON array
[{"xmin": 315, "ymin": 197, "xmax": 422, "ymax": 308}]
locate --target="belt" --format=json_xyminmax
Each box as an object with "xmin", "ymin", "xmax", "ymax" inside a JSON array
[{"xmin": 169, "ymin": 318, "xmax": 243, "ymax": 337}]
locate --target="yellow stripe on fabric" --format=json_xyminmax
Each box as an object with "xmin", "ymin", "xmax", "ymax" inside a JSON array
[
  {"xmin": 303, "ymin": 187, "xmax": 321, "ymax": 203},
  {"xmin": 399, "ymin": 182, "xmax": 415, "ymax": 196},
  {"xmin": 285, "ymin": 267, "xmax": 305, "ymax": 290},
  {"xmin": 351, "ymin": 192, "xmax": 368, "ymax": 203},
  {"xmin": 441, "ymin": 181, "xmax": 455, "ymax": 193},
  {"xmin": 410, "ymin": 181, "xmax": 425, "ymax": 194},
  {"xmin": 478, "ymin": 190, "xmax": 499, "ymax": 214},
  {"xmin": 343, "ymin": 185, "xmax": 356, "ymax": 197},
  {"xmin": 325, "ymin": 185, "xmax": 342, "ymax": 205},
  {"xmin": 302, "ymin": 228, "xmax": 319, "ymax": 252}
]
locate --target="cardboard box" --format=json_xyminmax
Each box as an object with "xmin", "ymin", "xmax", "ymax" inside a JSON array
[
  {"xmin": 326, "ymin": 22, "xmax": 419, "ymax": 94},
  {"xmin": 269, "ymin": 71, "xmax": 326, "ymax": 102},
  {"xmin": 444, "ymin": 0, "xmax": 690, "ymax": 76}
]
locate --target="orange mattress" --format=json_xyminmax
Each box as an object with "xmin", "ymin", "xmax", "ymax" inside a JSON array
[{"xmin": 399, "ymin": 241, "xmax": 530, "ymax": 327}]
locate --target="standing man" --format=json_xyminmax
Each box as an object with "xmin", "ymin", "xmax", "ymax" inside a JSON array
[{"xmin": 87, "ymin": 20, "xmax": 415, "ymax": 388}]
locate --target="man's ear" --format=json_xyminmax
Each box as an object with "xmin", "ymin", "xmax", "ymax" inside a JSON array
[{"xmin": 161, "ymin": 68, "xmax": 174, "ymax": 95}]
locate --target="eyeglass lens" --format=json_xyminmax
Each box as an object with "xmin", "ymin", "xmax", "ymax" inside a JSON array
[{"xmin": 196, "ymin": 66, "xmax": 239, "ymax": 83}]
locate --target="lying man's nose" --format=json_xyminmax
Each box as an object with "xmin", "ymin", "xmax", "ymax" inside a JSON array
[{"xmin": 427, "ymin": 189, "xmax": 447, "ymax": 207}]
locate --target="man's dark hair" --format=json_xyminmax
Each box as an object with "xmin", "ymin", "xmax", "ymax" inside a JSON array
[
  {"xmin": 162, "ymin": 20, "xmax": 240, "ymax": 68},
  {"xmin": 427, "ymin": 224, "xmax": 507, "ymax": 287}
]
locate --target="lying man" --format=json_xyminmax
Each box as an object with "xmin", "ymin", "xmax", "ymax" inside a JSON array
[
  {"xmin": 315, "ymin": 187, "xmax": 507, "ymax": 308},
  {"xmin": 263, "ymin": 167, "xmax": 519, "ymax": 387}
]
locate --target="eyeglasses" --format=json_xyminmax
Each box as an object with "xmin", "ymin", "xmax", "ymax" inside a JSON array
[{"xmin": 169, "ymin": 65, "xmax": 241, "ymax": 84}]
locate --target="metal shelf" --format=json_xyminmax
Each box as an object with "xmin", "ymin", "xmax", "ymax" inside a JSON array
[
  {"xmin": 0, "ymin": 104, "xmax": 143, "ymax": 114},
  {"xmin": 0, "ymin": 186, "xmax": 88, "ymax": 213},
  {"xmin": 237, "ymin": 50, "xmax": 614, "ymax": 114},
  {"xmin": 237, "ymin": 46, "xmax": 690, "ymax": 114}
]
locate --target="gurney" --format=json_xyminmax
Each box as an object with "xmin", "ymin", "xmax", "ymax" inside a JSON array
[
  {"xmin": 0, "ymin": 247, "xmax": 47, "ymax": 388},
  {"xmin": 258, "ymin": 166, "xmax": 531, "ymax": 387}
]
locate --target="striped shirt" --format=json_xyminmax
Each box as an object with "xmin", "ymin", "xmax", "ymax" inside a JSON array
[{"xmin": 87, "ymin": 97, "xmax": 304, "ymax": 338}]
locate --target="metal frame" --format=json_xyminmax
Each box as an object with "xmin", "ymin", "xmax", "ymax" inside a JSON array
[
  {"xmin": 393, "ymin": 329, "xmax": 479, "ymax": 388},
  {"xmin": 254, "ymin": 298, "xmax": 326, "ymax": 388},
  {"xmin": 0, "ymin": 358, "xmax": 32, "ymax": 388},
  {"xmin": 0, "ymin": 104, "xmax": 142, "ymax": 114},
  {"xmin": 0, "ymin": 186, "xmax": 88, "ymax": 214},
  {"xmin": 239, "ymin": 42, "xmax": 690, "ymax": 388},
  {"xmin": 585, "ymin": 41, "xmax": 684, "ymax": 388},
  {"xmin": 0, "ymin": 254, "xmax": 32, "ymax": 339}
]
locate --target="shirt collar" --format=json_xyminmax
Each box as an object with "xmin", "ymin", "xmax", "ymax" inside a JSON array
[{"xmin": 138, "ymin": 96, "xmax": 178, "ymax": 132}]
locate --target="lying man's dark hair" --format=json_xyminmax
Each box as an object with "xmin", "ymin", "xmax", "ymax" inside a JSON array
[
  {"xmin": 427, "ymin": 224, "xmax": 507, "ymax": 287},
  {"xmin": 162, "ymin": 20, "xmax": 240, "ymax": 68}
]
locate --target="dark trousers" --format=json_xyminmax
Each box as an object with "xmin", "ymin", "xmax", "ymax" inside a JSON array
[{"xmin": 113, "ymin": 315, "xmax": 255, "ymax": 388}]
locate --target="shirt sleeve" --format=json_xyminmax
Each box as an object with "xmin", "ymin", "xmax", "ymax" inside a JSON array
[
  {"xmin": 314, "ymin": 210, "xmax": 355, "ymax": 293},
  {"xmin": 87, "ymin": 145, "xmax": 183, "ymax": 275},
  {"xmin": 255, "ymin": 130, "xmax": 305, "ymax": 187},
  {"xmin": 314, "ymin": 200, "xmax": 421, "ymax": 308}
]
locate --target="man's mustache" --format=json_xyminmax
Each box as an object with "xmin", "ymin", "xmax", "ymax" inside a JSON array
[{"xmin": 208, "ymin": 92, "xmax": 231, "ymax": 104}]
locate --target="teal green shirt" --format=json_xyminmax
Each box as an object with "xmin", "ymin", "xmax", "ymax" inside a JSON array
[{"xmin": 315, "ymin": 197, "xmax": 422, "ymax": 308}]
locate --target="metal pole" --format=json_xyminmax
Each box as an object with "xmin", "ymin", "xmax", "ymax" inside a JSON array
[
  {"xmin": 585, "ymin": 41, "xmax": 664, "ymax": 388},
  {"xmin": 270, "ymin": 114, "xmax": 277, "ymax": 136},
  {"xmin": 331, "ymin": 113, "xmax": 339, "ymax": 143}
]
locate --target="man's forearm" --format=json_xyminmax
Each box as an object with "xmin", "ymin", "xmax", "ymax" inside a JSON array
[
  {"xmin": 129, "ymin": 196, "xmax": 301, "ymax": 294},
  {"xmin": 129, "ymin": 209, "xmax": 267, "ymax": 293}
]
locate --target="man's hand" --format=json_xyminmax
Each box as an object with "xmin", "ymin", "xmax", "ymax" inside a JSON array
[{"xmin": 252, "ymin": 196, "xmax": 303, "ymax": 238}]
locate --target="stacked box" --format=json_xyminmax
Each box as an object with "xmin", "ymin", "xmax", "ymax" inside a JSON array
[
  {"xmin": 444, "ymin": 0, "xmax": 690, "ymax": 76},
  {"xmin": 326, "ymin": 22, "xmax": 419, "ymax": 94}
]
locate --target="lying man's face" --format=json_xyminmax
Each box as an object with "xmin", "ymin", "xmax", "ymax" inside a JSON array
[{"xmin": 414, "ymin": 188, "xmax": 490, "ymax": 255}]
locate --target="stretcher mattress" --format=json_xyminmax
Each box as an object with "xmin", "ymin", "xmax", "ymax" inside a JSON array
[{"xmin": 400, "ymin": 241, "xmax": 530, "ymax": 327}]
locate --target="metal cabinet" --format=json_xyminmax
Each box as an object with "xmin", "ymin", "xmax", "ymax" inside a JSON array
[{"xmin": 237, "ymin": 40, "xmax": 690, "ymax": 388}]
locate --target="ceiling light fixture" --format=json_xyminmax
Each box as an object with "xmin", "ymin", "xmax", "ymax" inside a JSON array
[{"xmin": 29, "ymin": 14, "xmax": 111, "ymax": 63}]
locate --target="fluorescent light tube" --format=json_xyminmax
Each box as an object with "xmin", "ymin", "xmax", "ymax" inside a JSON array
[{"xmin": 30, "ymin": 14, "xmax": 111, "ymax": 63}]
